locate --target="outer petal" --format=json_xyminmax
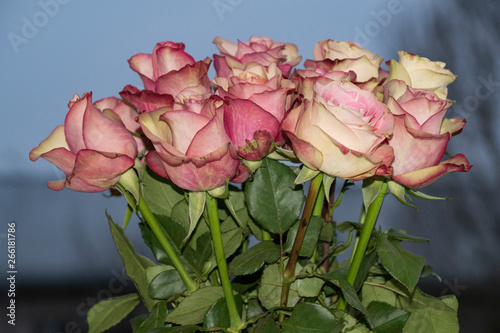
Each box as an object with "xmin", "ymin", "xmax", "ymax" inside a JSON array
[
  {"xmin": 155, "ymin": 143, "xmax": 240, "ymax": 191},
  {"xmin": 161, "ymin": 110, "xmax": 211, "ymax": 154},
  {"xmin": 128, "ymin": 53, "xmax": 156, "ymax": 90},
  {"xmin": 29, "ymin": 125, "xmax": 69, "ymax": 161},
  {"xmin": 66, "ymin": 150, "xmax": 135, "ymax": 192},
  {"xmin": 440, "ymin": 118, "xmax": 466, "ymax": 135},
  {"xmin": 393, "ymin": 154, "xmax": 471, "ymax": 188},
  {"xmin": 186, "ymin": 109, "xmax": 232, "ymax": 158},
  {"xmin": 390, "ymin": 115, "xmax": 450, "ymax": 176},
  {"xmin": 64, "ymin": 93, "xmax": 89, "ymax": 153},
  {"xmin": 120, "ymin": 85, "xmax": 175, "ymax": 112},
  {"xmin": 223, "ymin": 98, "xmax": 280, "ymax": 148},
  {"xmin": 38, "ymin": 147, "xmax": 76, "ymax": 176},
  {"xmin": 153, "ymin": 41, "xmax": 195, "ymax": 77},
  {"xmin": 300, "ymin": 125, "xmax": 380, "ymax": 180},
  {"xmin": 145, "ymin": 151, "xmax": 169, "ymax": 179},
  {"xmin": 82, "ymin": 95, "xmax": 138, "ymax": 158},
  {"xmin": 156, "ymin": 59, "xmax": 211, "ymax": 97},
  {"xmin": 284, "ymin": 131, "xmax": 324, "ymax": 171}
]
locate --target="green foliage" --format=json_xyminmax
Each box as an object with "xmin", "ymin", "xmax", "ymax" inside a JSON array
[
  {"xmin": 246, "ymin": 158, "xmax": 305, "ymax": 234},
  {"xmin": 142, "ymin": 167, "xmax": 184, "ymax": 217},
  {"xmin": 166, "ymin": 286, "xmax": 225, "ymax": 325},
  {"xmin": 281, "ymin": 303, "xmax": 343, "ymax": 332},
  {"xmin": 108, "ymin": 216, "xmax": 158, "ymax": 310},
  {"xmin": 102, "ymin": 160, "xmax": 459, "ymax": 333},
  {"xmin": 230, "ymin": 240, "xmax": 280, "ymax": 275},
  {"xmin": 87, "ymin": 293, "xmax": 140, "ymax": 333},
  {"xmin": 377, "ymin": 234, "xmax": 425, "ymax": 292}
]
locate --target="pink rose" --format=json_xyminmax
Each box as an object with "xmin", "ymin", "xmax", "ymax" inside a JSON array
[
  {"xmin": 138, "ymin": 100, "xmax": 247, "ymax": 191},
  {"xmin": 124, "ymin": 41, "xmax": 212, "ymax": 112},
  {"xmin": 213, "ymin": 36, "xmax": 301, "ymax": 78},
  {"xmin": 283, "ymin": 80, "xmax": 394, "ymax": 180},
  {"xmin": 128, "ymin": 41, "xmax": 196, "ymax": 90},
  {"xmin": 384, "ymin": 80, "xmax": 471, "ymax": 188},
  {"xmin": 29, "ymin": 93, "xmax": 137, "ymax": 192},
  {"xmin": 212, "ymin": 62, "xmax": 295, "ymax": 160}
]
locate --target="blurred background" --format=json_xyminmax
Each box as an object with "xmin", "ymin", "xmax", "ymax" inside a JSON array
[{"xmin": 1, "ymin": 0, "xmax": 498, "ymax": 331}]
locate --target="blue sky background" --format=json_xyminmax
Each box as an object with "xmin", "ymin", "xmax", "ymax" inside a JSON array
[{"xmin": 1, "ymin": 0, "xmax": 494, "ymax": 287}]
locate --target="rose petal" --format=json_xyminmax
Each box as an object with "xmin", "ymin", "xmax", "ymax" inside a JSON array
[{"xmin": 393, "ymin": 153, "xmax": 471, "ymax": 188}]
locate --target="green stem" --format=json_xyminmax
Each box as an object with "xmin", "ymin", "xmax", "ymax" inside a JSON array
[
  {"xmin": 279, "ymin": 173, "xmax": 324, "ymax": 322},
  {"xmin": 349, "ymin": 203, "xmax": 366, "ymax": 264},
  {"xmin": 337, "ymin": 180, "xmax": 388, "ymax": 310},
  {"xmin": 206, "ymin": 193, "xmax": 242, "ymax": 332},
  {"xmin": 137, "ymin": 196, "xmax": 197, "ymax": 294}
]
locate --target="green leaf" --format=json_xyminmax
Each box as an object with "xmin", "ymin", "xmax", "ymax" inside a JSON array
[
  {"xmin": 353, "ymin": 249, "xmax": 378, "ymax": 291},
  {"xmin": 87, "ymin": 293, "xmax": 140, "ymax": 333},
  {"xmin": 258, "ymin": 262, "xmax": 299, "ymax": 309},
  {"xmin": 319, "ymin": 220, "xmax": 334, "ymax": 242},
  {"xmin": 250, "ymin": 314, "xmax": 280, "ymax": 333},
  {"xmin": 362, "ymin": 177, "xmax": 386, "ymax": 211},
  {"xmin": 387, "ymin": 229, "xmax": 430, "ymax": 243},
  {"xmin": 246, "ymin": 158, "xmax": 305, "ymax": 234},
  {"xmin": 149, "ymin": 269, "xmax": 187, "ymax": 300},
  {"xmin": 108, "ymin": 216, "xmax": 158, "ymax": 311},
  {"xmin": 229, "ymin": 240, "xmax": 280, "ymax": 275},
  {"xmin": 367, "ymin": 301, "xmax": 409, "ymax": 333},
  {"xmin": 221, "ymin": 227, "xmax": 244, "ymax": 259},
  {"xmin": 377, "ymin": 234, "xmax": 425, "ymax": 292},
  {"xmin": 139, "ymin": 217, "xmax": 195, "ymax": 276},
  {"xmin": 186, "ymin": 191, "xmax": 206, "ymax": 244},
  {"xmin": 407, "ymin": 188, "xmax": 450, "ymax": 201},
  {"xmin": 203, "ymin": 294, "xmax": 243, "ymax": 329},
  {"xmin": 281, "ymin": 303, "xmax": 343, "ymax": 333},
  {"xmin": 361, "ymin": 278, "xmax": 404, "ymax": 309},
  {"xmin": 142, "ymin": 167, "xmax": 184, "ymax": 217},
  {"xmin": 130, "ymin": 301, "xmax": 168, "ymax": 332},
  {"xmin": 338, "ymin": 279, "xmax": 373, "ymax": 328},
  {"xmin": 400, "ymin": 289, "xmax": 458, "ymax": 333},
  {"xmin": 294, "ymin": 165, "xmax": 320, "ymax": 184},
  {"xmin": 387, "ymin": 180, "xmax": 417, "ymax": 211},
  {"xmin": 284, "ymin": 216, "xmax": 323, "ymax": 257},
  {"xmin": 191, "ymin": 232, "xmax": 213, "ymax": 274},
  {"xmin": 171, "ymin": 200, "xmax": 191, "ymax": 233},
  {"xmin": 322, "ymin": 174, "xmax": 336, "ymax": 204},
  {"xmin": 165, "ymin": 286, "xmax": 224, "ymax": 325},
  {"xmin": 295, "ymin": 276, "xmax": 324, "ymax": 298}
]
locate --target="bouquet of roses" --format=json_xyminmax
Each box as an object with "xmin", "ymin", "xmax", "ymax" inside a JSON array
[{"xmin": 30, "ymin": 36, "xmax": 470, "ymax": 333}]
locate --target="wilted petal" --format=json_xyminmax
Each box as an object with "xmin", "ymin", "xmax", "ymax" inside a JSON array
[
  {"xmin": 67, "ymin": 150, "xmax": 135, "ymax": 192},
  {"xmin": 120, "ymin": 85, "xmax": 175, "ymax": 112},
  {"xmin": 393, "ymin": 154, "xmax": 471, "ymax": 188}
]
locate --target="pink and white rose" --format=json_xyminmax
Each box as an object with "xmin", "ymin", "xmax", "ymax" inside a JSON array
[
  {"xmin": 283, "ymin": 80, "xmax": 394, "ymax": 180},
  {"xmin": 384, "ymin": 80, "xmax": 471, "ymax": 188},
  {"xmin": 29, "ymin": 93, "xmax": 137, "ymax": 192}
]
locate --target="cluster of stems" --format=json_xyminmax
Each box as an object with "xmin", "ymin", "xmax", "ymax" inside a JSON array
[{"xmin": 125, "ymin": 172, "xmax": 388, "ymax": 332}]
